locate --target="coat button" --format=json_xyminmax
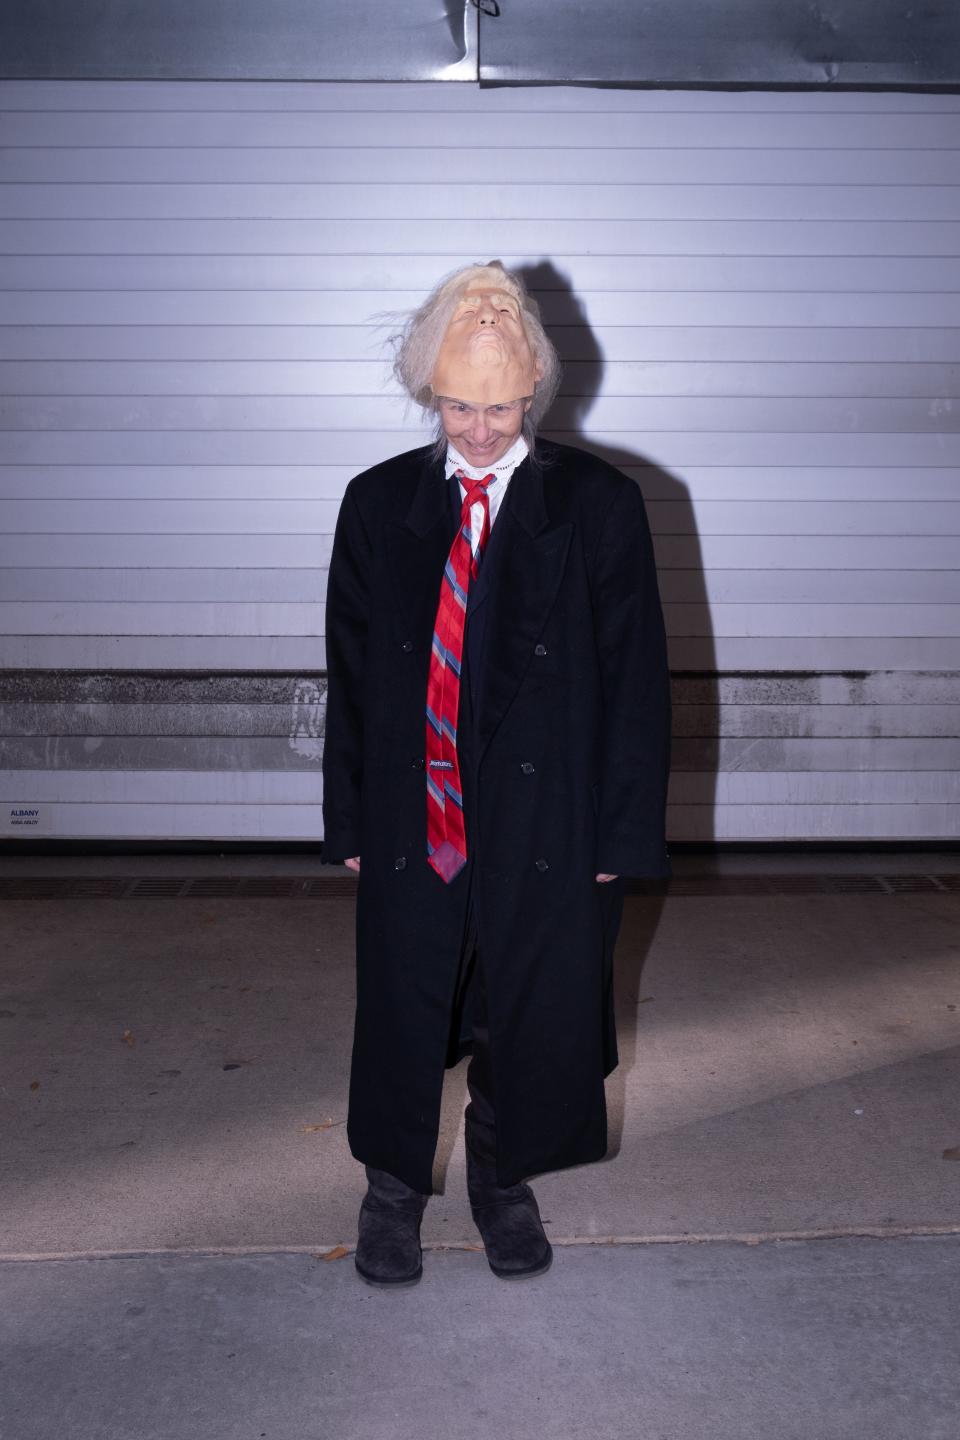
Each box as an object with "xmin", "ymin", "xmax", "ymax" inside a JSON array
[
  {"xmin": 521, "ymin": 761, "xmax": 535, "ymax": 774},
  {"xmin": 534, "ymin": 643, "xmax": 547, "ymax": 656},
  {"xmin": 394, "ymin": 856, "xmax": 407, "ymax": 870},
  {"xmin": 401, "ymin": 640, "xmax": 414, "ymax": 652},
  {"xmin": 411, "ymin": 756, "xmax": 424, "ymax": 770},
  {"xmin": 535, "ymin": 857, "xmax": 549, "ymax": 872}
]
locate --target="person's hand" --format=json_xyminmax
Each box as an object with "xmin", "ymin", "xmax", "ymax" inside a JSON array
[
  {"xmin": 595, "ymin": 872, "xmax": 618, "ymax": 883},
  {"xmin": 345, "ymin": 856, "xmax": 361, "ymax": 873}
]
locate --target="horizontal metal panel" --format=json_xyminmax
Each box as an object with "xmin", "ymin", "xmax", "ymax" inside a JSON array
[
  {"xmin": 5, "ymin": 79, "xmax": 959, "ymax": 112},
  {"xmin": 0, "ymin": 602, "xmax": 326, "ymax": 636},
  {"xmin": 3, "ymin": 359, "xmax": 958, "ymax": 402},
  {"xmin": 661, "ymin": 572, "xmax": 960, "ymax": 605},
  {"xmin": 3, "ymin": 735, "xmax": 958, "ymax": 773},
  {"xmin": 0, "ymin": 635, "xmax": 325, "ymax": 668},
  {"xmin": 5, "ymin": 286, "xmax": 960, "ymax": 330},
  {"xmin": 577, "ymin": 434, "xmax": 960, "ymax": 469},
  {"xmin": 2, "ymin": 565, "xmax": 957, "ymax": 607},
  {"xmin": 3, "ymin": 497, "xmax": 959, "ymax": 538},
  {"xmin": 671, "ymin": 734, "xmax": 960, "ymax": 773},
  {"xmin": 676, "ymin": 674, "xmax": 960, "ymax": 706},
  {"xmin": 5, "ymin": 635, "xmax": 960, "ymax": 671},
  {"xmin": 7, "ymin": 142, "xmax": 960, "ymax": 188},
  {"xmin": 7, "ymin": 256, "xmax": 960, "ymax": 303},
  {"xmin": 669, "ymin": 804, "xmax": 956, "ymax": 841},
  {"xmin": 666, "ymin": 638, "xmax": 960, "ymax": 669},
  {"xmin": 0, "ymin": 359, "xmax": 405, "ymax": 397},
  {"xmin": 4, "ymin": 600, "xmax": 956, "ymax": 638},
  {"xmin": 1, "ymin": 703, "xmax": 332, "ymax": 741},
  {"xmin": 0, "ymin": 499, "xmax": 341, "ymax": 534},
  {"xmin": 0, "ymin": 327, "xmax": 395, "ymax": 363},
  {"xmin": 0, "ymin": 567, "xmax": 329, "ymax": 602},
  {"xmin": 652, "ymin": 535, "xmax": 960, "ymax": 569},
  {"xmin": 2, "ymin": 531, "xmax": 957, "ymax": 572},
  {"xmin": 0, "ymin": 799, "xmax": 324, "ymax": 840},
  {"xmin": 2, "ymin": 501, "xmax": 959, "ymax": 544},
  {"xmin": 5, "ymin": 427, "xmax": 960, "ymax": 470},
  {"xmin": 0, "ymin": 469, "xmax": 353, "ymax": 501},
  {"xmin": 4, "ymin": 769, "xmax": 325, "ymax": 800},
  {"xmin": 3, "ymin": 110, "xmax": 957, "ymax": 149},
  {"xmin": 1, "ymin": 323, "xmax": 959, "ymax": 366},
  {"xmin": 7, "ymin": 181, "xmax": 960, "ymax": 222},
  {"xmin": 0, "ymin": 1, "xmax": 476, "ymax": 82},
  {"xmin": 4, "ymin": 394, "xmax": 959, "ymax": 434},
  {"xmin": 671, "ymin": 706, "xmax": 960, "ymax": 740},
  {"xmin": 636, "ymin": 470, "xmax": 960, "ymax": 503},
  {"xmin": 0, "ymin": 796, "xmax": 952, "ymax": 841},
  {"xmin": 5, "ymin": 767, "xmax": 960, "ymax": 806},
  {"xmin": 4, "ymin": 701, "xmax": 958, "ymax": 742},
  {"xmin": 0, "ymin": 534, "xmax": 341, "ymax": 567},
  {"xmin": 670, "ymin": 772, "xmax": 960, "ymax": 804},
  {"xmin": 4, "ymin": 669, "xmax": 957, "ymax": 706},
  {"xmin": 651, "ymin": 503, "xmax": 960, "ymax": 536},
  {"xmin": 480, "ymin": 0, "xmax": 960, "ymax": 86},
  {"xmin": 1, "ymin": 737, "xmax": 324, "ymax": 771},
  {"xmin": 30, "ymin": 505, "xmax": 960, "ymax": 545},
  {"xmin": 0, "ymin": 673, "xmax": 328, "ymax": 702},
  {"xmin": 0, "ymin": 429, "xmax": 431, "ymax": 467},
  {"xmin": 666, "ymin": 605, "xmax": 960, "ymax": 639},
  {"xmin": 1, "ymin": 466, "xmax": 958, "ymax": 506}
]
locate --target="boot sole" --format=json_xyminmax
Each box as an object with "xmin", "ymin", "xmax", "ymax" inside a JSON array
[
  {"xmin": 354, "ymin": 1258, "xmax": 423, "ymax": 1288},
  {"xmin": 488, "ymin": 1246, "xmax": 553, "ymax": 1281}
]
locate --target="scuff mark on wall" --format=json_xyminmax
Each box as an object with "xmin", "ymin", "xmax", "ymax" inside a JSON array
[{"xmin": 289, "ymin": 678, "xmax": 324, "ymax": 762}]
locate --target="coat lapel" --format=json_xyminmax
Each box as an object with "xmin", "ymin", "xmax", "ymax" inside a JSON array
[
  {"xmin": 385, "ymin": 452, "xmax": 456, "ymax": 652},
  {"xmin": 385, "ymin": 447, "xmax": 573, "ymax": 760},
  {"xmin": 475, "ymin": 453, "xmax": 572, "ymax": 758}
]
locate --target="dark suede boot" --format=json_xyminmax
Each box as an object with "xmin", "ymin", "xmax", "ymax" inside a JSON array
[
  {"xmin": 461, "ymin": 956, "xmax": 552, "ymax": 1279},
  {"xmin": 465, "ymin": 1103, "xmax": 553, "ymax": 1281},
  {"xmin": 354, "ymin": 1166, "xmax": 429, "ymax": 1288}
]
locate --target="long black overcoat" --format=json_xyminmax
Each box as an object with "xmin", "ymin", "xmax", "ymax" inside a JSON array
[{"xmin": 322, "ymin": 438, "xmax": 671, "ymax": 1194}]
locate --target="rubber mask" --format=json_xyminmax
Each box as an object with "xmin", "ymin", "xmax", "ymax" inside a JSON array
[{"xmin": 431, "ymin": 280, "xmax": 541, "ymax": 406}]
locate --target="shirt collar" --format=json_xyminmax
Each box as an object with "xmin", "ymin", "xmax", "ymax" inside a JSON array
[{"xmin": 445, "ymin": 434, "xmax": 529, "ymax": 485}]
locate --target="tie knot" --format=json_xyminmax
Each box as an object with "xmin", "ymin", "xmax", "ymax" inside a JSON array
[{"xmin": 456, "ymin": 470, "xmax": 495, "ymax": 513}]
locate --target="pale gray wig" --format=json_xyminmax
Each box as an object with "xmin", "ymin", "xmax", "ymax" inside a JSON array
[{"xmin": 390, "ymin": 261, "xmax": 561, "ymax": 451}]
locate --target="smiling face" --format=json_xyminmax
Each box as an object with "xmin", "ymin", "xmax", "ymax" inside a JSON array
[
  {"xmin": 437, "ymin": 395, "xmax": 532, "ymax": 468},
  {"xmin": 431, "ymin": 278, "xmax": 542, "ymax": 407}
]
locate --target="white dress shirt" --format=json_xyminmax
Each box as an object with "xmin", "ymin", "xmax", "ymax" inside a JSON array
[{"xmin": 446, "ymin": 435, "xmax": 529, "ymax": 559}]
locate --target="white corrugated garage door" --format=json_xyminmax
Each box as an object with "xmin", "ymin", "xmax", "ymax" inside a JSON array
[{"xmin": 1, "ymin": 80, "xmax": 958, "ymax": 841}]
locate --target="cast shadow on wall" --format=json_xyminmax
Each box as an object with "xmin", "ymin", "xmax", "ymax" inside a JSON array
[
  {"xmin": 432, "ymin": 260, "xmax": 720, "ymax": 1188},
  {"xmin": 518, "ymin": 260, "xmax": 719, "ymax": 1163}
]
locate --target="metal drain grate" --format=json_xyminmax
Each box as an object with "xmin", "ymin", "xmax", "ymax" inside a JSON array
[
  {"xmin": 0, "ymin": 874, "xmax": 957, "ymax": 900},
  {"xmin": 123, "ymin": 877, "xmax": 190, "ymax": 897},
  {"xmin": 627, "ymin": 874, "xmax": 957, "ymax": 897},
  {"xmin": 881, "ymin": 874, "xmax": 950, "ymax": 893}
]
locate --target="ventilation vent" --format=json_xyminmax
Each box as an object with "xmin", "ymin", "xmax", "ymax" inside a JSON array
[
  {"xmin": 629, "ymin": 874, "xmax": 955, "ymax": 897},
  {"xmin": 0, "ymin": 874, "xmax": 955, "ymax": 900}
]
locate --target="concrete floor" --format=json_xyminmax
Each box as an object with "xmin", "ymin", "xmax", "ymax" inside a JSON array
[
  {"xmin": 4, "ymin": 1238, "xmax": 959, "ymax": 1440},
  {"xmin": 1, "ymin": 851, "xmax": 958, "ymax": 1438}
]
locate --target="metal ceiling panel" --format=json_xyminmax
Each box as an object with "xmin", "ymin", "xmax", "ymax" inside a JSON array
[
  {"xmin": 478, "ymin": 0, "xmax": 960, "ymax": 88},
  {"xmin": 0, "ymin": 0, "xmax": 477, "ymax": 81}
]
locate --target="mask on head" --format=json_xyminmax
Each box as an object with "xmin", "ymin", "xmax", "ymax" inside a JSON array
[{"xmin": 431, "ymin": 266, "xmax": 542, "ymax": 406}]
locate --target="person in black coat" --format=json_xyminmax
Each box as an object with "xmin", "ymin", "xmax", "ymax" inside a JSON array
[{"xmin": 322, "ymin": 261, "xmax": 671, "ymax": 1287}]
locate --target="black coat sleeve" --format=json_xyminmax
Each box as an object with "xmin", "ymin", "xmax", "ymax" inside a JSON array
[
  {"xmin": 590, "ymin": 478, "xmax": 672, "ymax": 878},
  {"xmin": 322, "ymin": 480, "xmax": 373, "ymax": 863}
]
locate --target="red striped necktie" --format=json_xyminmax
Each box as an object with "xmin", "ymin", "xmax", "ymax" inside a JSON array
[{"xmin": 425, "ymin": 471, "xmax": 494, "ymax": 882}]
